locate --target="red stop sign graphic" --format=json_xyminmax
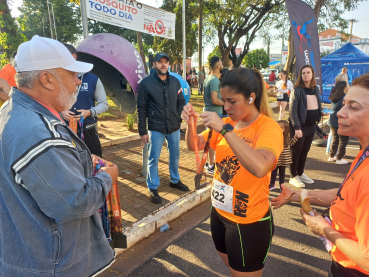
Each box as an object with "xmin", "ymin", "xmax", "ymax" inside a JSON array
[{"xmin": 155, "ymin": 20, "xmax": 165, "ymax": 35}]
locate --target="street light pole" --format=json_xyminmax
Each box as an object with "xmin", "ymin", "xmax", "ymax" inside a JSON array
[
  {"xmin": 47, "ymin": 0, "xmax": 53, "ymax": 39},
  {"xmin": 182, "ymin": 0, "xmax": 186, "ymax": 79},
  {"xmin": 80, "ymin": 0, "xmax": 89, "ymax": 39}
]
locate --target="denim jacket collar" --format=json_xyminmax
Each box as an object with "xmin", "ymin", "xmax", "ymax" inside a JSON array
[{"xmin": 9, "ymin": 88, "xmax": 66, "ymax": 124}]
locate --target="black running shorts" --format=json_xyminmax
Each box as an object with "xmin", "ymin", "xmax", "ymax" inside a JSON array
[{"xmin": 210, "ymin": 207, "xmax": 274, "ymax": 273}]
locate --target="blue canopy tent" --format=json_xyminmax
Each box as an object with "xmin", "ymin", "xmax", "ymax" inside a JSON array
[
  {"xmin": 321, "ymin": 43, "xmax": 369, "ymax": 103},
  {"xmin": 268, "ymin": 60, "xmax": 281, "ymax": 66}
]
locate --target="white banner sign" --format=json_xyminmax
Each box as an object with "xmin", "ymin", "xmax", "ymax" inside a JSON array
[{"xmin": 86, "ymin": 0, "xmax": 176, "ymax": 40}]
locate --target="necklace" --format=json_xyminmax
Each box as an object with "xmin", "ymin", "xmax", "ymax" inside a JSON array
[{"xmin": 237, "ymin": 114, "xmax": 260, "ymax": 126}]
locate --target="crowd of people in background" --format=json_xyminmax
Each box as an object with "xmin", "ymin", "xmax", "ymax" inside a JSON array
[{"xmin": 0, "ymin": 33, "xmax": 368, "ymax": 277}]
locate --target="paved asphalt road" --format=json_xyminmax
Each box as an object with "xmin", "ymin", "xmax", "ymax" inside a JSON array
[{"xmin": 100, "ymin": 137, "xmax": 361, "ymax": 277}]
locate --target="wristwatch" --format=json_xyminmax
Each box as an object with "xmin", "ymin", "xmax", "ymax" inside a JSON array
[{"xmin": 220, "ymin": 123, "xmax": 234, "ymax": 136}]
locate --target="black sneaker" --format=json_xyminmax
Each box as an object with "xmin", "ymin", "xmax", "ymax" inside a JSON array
[
  {"xmin": 206, "ymin": 164, "xmax": 215, "ymax": 175},
  {"xmin": 149, "ymin": 189, "xmax": 162, "ymax": 204},
  {"xmin": 169, "ymin": 180, "xmax": 189, "ymax": 191},
  {"xmin": 269, "ymin": 183, "xmax": 276, "ymax": 190}
]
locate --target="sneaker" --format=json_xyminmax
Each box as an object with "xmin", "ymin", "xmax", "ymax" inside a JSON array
[
  {"xmin": 149, "ymin": 189, "xmax": 162, "ymax": 204},
  {"xmin": 279, "ymin": 184, "xmax": 283, "ymax": 193},
  {"xmin": 169, "ymin": 180, "xmax": 190, "ymax": 191},
  {"xmin": 298, "ymin": 173, "xmax": 314, "ymax": 184},
  {"xmin": 289, "ymin": 176, "xmax": 305, "ymax": 188},
  {"xmin": 206, "ymin": 164, "xmax": 215, "ymax": 175},
  {"xmin": 328, "ymin": 156, "xmax": 337, "ymax": 162},
  {"xmin": 336, "ymin": 158, "xmax": 349, "ymax": 165},
  {"xmin": 269, "ymin": 183, "xmax": 276, "ymax": 190}
]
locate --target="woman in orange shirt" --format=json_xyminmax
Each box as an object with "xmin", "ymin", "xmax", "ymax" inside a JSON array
[
  {"xmin": 182, "ymin": 68, "xmax": 283, "ymax": 276},
  {"xmin": 272, "ymin": 73, "xmax": 369, "ymax": 276}
]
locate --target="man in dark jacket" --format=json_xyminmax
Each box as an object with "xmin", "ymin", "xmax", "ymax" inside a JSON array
[{"xmin": 137, "ymin": 52, "xmax": 188, "ymax": 204}]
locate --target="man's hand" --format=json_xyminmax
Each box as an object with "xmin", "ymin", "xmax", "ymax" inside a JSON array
[
  {"xmin": 99, "ymin": 165, "xmax": 119, "ymax": 182},
  {"xmin": 141, "ymin": 135, "xmax": 149, "ymax": 148},
  {"xmin": 76, "ymin": 109, "xmax": 92, "ymax": 121},
  {"xmin": 61, "ymin": 111, "xmax": 75, "ymax": 121}
]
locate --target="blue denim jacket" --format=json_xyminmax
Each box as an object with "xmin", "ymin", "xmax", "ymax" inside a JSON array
[{"xmin": 0, "ymin": 89, "xmax": 115, "ymax": 276}]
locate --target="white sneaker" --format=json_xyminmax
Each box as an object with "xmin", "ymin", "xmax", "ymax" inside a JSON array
[
  {"xmin": 298, "ymin": 173, "xmax": 314, "ymax": 184},
  {"xmin": 328, "ymin": 156, "xmax": 337, "ymax": 162},
  {"xmin": 336, "ymin": 158, "xmax": 349, "ymax": 164},
  {"xmin": 289, "ymin": 176, "xmax": 305, "ymax": 188}
]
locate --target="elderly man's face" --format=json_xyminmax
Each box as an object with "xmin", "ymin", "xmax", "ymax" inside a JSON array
[
  {"xmin": 52, "ymin": 68, "xmax": 81, "ymax": 111},
  {"xmin": 337, "ymin": 85, "xmax": 369, "ymax": 139}
]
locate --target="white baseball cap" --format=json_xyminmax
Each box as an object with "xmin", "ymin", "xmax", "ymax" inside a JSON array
[{"xmin": 14, "ymin": 35, "xmax": 93, "ymax": 73}]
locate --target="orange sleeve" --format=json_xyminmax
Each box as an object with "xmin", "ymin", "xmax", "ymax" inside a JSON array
[
  {"xmin": 255, "ymin": 120, "xmax": 283, "ymax": 165},
  {"xmin": 354, "ymin": 179, "xmax": 369, "ymax": 257},
  {"xmin": 264, "ymin": 81, "xmax": 270, "ymax": 89}
]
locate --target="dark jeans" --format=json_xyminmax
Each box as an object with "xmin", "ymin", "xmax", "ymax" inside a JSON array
[
  {"xmin": 198, "ymin": 83, "xmax": 204, "ymax": 94},
  {"xmin": 270, "ymin": 166, "xmax": 286, "ymax": 185},
  {"xmin": 77, "ymin": 126, "xmax": 103, "ymax": 157},
  {"xmin": 329, "ymin": 127, "xmax": 349, "ymax": 160},
  {"xmin": 289, "ymin": 122, "xmax": 315, "ymax": 177}
]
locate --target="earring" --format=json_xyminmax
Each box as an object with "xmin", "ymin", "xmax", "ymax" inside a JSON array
[{"xmin": 249, "ymin": 98, "xmax": 253, "ymax": 104}]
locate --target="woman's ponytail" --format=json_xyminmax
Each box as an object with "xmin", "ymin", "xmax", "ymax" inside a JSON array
[{"xmin": 253, "ymin": 69, "xmax": 273, "ymax": 118}]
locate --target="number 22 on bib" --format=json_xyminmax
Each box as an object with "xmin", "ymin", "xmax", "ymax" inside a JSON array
[{"xmin": 211, "ymin": 179, "xmax": 233, "ymax": 213}]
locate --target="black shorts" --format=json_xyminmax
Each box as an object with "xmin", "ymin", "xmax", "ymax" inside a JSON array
[
  {"xmin": 210, "ymin": 207, "xmax": 274, "ymax": 272},
  {"xmin": 276, "ymin": 93, "xmax": 289, "ymax": 102},
  {"xmin": 329, "ymin": 260, "xmax": 369, "ymax": 277}
]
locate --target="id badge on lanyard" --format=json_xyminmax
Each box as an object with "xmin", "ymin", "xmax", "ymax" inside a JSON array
[
  {"xmin": 277, "ymin": 93, "xmax": 284, "ymax": 100},
  {"xmin": 211, "ymin": 179, "xmax": 234, "ymax": 213}
]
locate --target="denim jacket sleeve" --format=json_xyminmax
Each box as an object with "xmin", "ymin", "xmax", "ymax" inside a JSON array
[{"xmin": 18, "ymin": 146, "xmax": 112, "ymax": 224}]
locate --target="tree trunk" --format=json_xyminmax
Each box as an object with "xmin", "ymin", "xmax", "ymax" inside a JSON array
[
  {"xmin": 136, "ymin": 31, "xmax": 147, "ymax": 75},
  {"xmin": 284, "ymin": 27, "xmax": 295, "ymax": 73},
  {"xmin": 198, "ymin": 0, "xmax": 203, "ymax": 68},
  {"xmin": 313, "ymin": 0, "xmax": 324, "ymax": 17},
  {"xmin": 267, "ymin": 40, "xmax": 270, "ymax": 57}
]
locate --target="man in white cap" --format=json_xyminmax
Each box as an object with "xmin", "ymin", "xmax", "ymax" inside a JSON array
[{"xmin": 0, "ymin": 36, "xmax": 118, "ymax": 276}]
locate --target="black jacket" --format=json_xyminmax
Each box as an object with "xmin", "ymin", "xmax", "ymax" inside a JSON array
[
  {"xmin": 289, "ymin": 86, "xmax": 322, "ymax": 130},
  {"xmin": 137, "ymin": 71, "xmax": 186, "ymax": 136}
]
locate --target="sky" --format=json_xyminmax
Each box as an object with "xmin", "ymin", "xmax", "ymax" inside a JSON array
[{"xmin": 9, "ymin": 0, "xmax": 369, "ymax": 61}]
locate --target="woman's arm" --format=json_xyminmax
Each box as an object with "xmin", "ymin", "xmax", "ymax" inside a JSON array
[
  {"xmin": 302, "ymin": 210, "xmax": 369, "ymax": 273},
  {"xmin": 182, "ymin": 103, "xmax": 206, "ymax": 151},
  {"xmin": 325, "ymin": 229, "xmax": 369, "ymax": 272}
]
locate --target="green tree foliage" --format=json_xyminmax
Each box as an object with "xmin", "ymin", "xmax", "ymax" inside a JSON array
[
  {"xmin": 18, "ymin": 0, "xmax": 81, "ymax": 44},
  {"xmin": 0, "ymin": 0, "xmax": 27, "ymax": 66},
  {"xmin": 203, "ymin": 0, "xmax": 282, "ymax": 69},
  {"xmin": 242, "ymin": 48, "xmax": 270, "ymax": 70},
  {"xmin": 153, "ymin": 0, "xmax": 198, "ymax": 65},
  {"xmin": 207, "ymin": 46, "xmax": 221, "ymax": 65}
]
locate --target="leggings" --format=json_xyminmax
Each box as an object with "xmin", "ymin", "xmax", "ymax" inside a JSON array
[
  {"xmin": 289, "ymin": 122, "xmax": 315, "ymax": 177},
  {"xmin": 270, "ymin": 166, "xmax": 286, "ymax": 185}
]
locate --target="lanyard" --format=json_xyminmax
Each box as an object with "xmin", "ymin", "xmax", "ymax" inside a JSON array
[
  {"xmin": 191, "ymin": 115, "xmax": 213, "ymax": 174},
  {"xmin": 336, "ymin": 145, "xmax": 369, "ymax": 197}
]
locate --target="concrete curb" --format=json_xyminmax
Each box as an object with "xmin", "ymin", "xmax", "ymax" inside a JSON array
[{"xmin": 115, "ymin": 185, "xmax": 211, "ymax": 256}]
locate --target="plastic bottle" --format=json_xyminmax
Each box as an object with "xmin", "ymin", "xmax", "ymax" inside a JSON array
[{"xmin": 159, "ymin": 223, "xmax": 170, "ymax": 232}]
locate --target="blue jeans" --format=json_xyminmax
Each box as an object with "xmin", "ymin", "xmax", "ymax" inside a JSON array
[{"xmin": 147, "ymin": 129, "xmax": 181, "ymax": 190}]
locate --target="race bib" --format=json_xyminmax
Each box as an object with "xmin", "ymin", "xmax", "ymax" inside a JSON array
[
  {"xmin": 211, "ymin": 179, "xmax": 233, "ymax": 213},
  {"xmin": 277, "ymin": 93, "xmax": 284, "ymax": 100}
]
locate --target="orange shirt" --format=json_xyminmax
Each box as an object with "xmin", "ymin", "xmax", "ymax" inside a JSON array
[
  {"xmin": 330, "ymin": 150, "xmax": 369, "ymax": 275},
  {"xmin": 0, "ymin": 64, "xmax": 17, "ymax": 87},
  {"xmin": 202, "ymin": 115, "xmax": 283, "ymax": 224},
  {"xmin": 35, "ymin": 100, "xmax": 63, "ymax": 121}
]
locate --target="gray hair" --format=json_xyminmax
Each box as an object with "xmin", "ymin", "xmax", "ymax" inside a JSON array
[{"xmin": 14, "ymin": 59, "xmax": 58, "ymax": 89}]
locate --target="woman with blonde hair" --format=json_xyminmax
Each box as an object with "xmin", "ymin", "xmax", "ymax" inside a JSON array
[{"xmin": 181, "ymin": 68, "xmax": 283, "ymax": 276}]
